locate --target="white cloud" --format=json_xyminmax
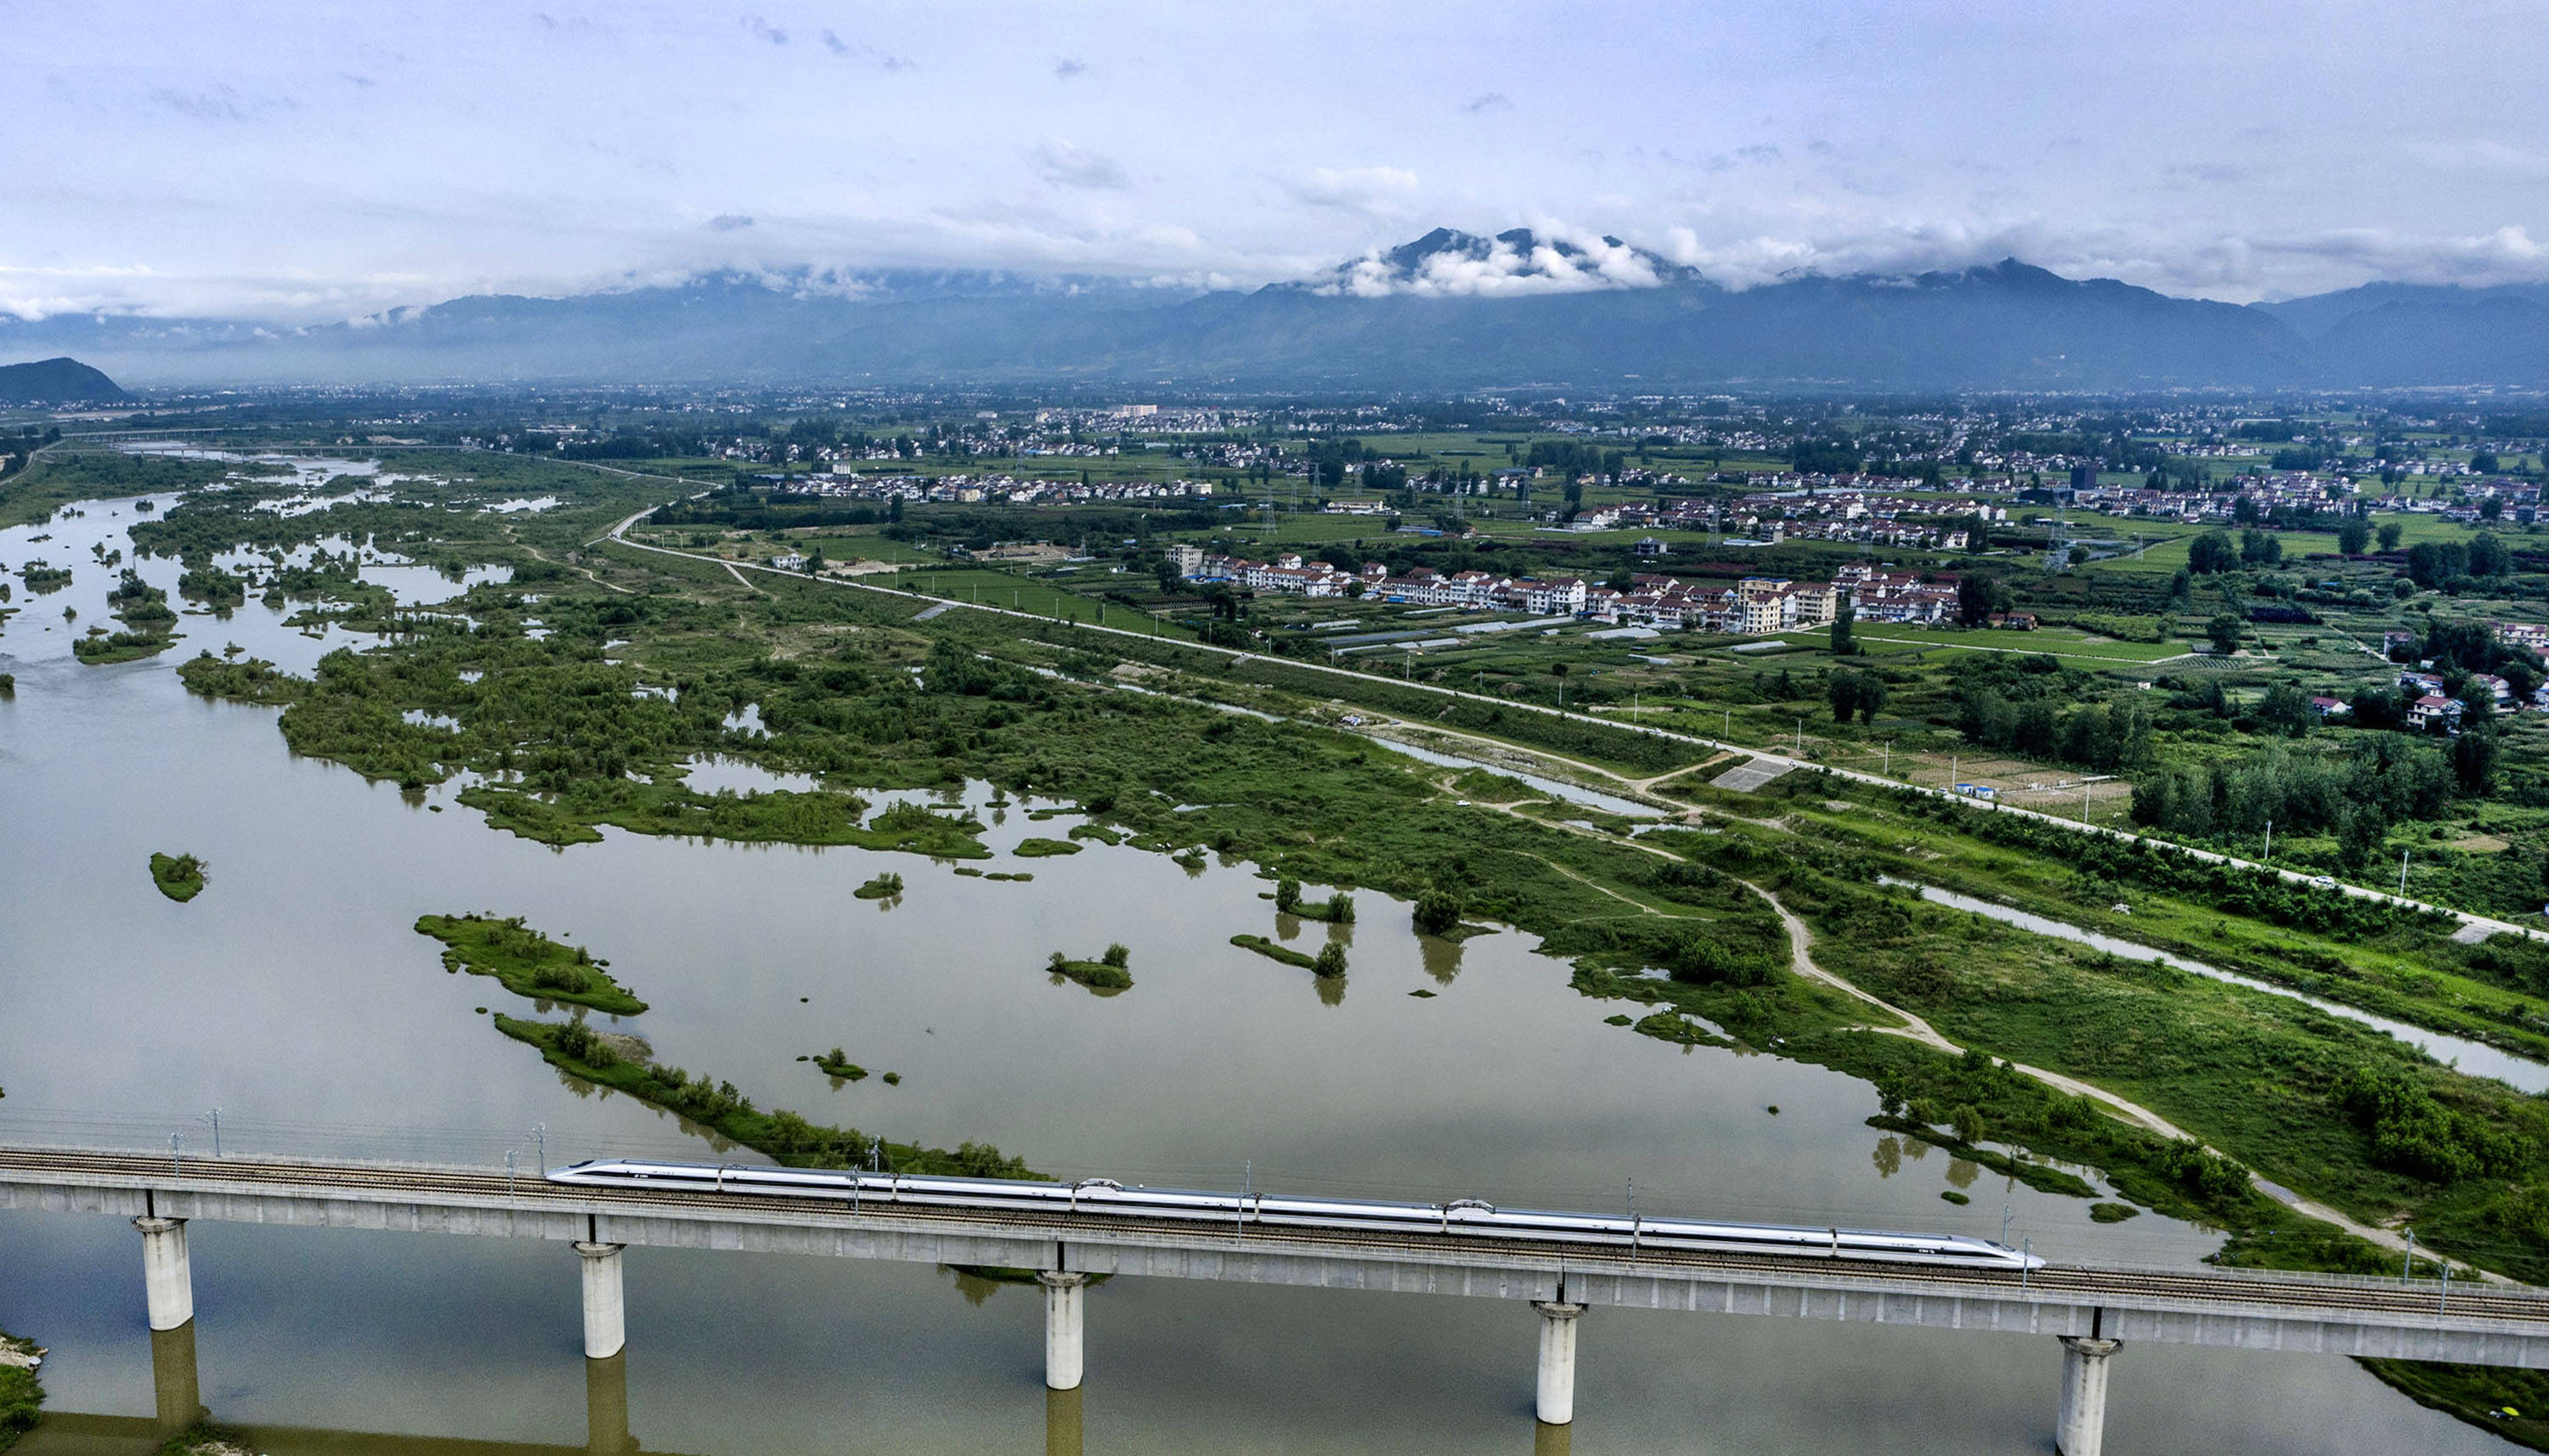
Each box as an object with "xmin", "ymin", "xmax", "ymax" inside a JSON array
[
  {"xmin": 9, "ymin": 0, "xmax": 2549, "ymax": 319},
  {"xmin": 1286, "ymin": 166, "xmax": 1420, "ymax": 218},
  {"xmin": 1033, "ymin": 139, "xmax": 1130, "ymax": 190},
  {"xmin": 1327, "ymin": 223, "xmax": 1663, "ymax": 298}
]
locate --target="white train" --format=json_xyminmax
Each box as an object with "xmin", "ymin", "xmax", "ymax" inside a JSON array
[{"xmin": 545, "ymin": 1160, "xmax": 2043, "ymax": 1271}]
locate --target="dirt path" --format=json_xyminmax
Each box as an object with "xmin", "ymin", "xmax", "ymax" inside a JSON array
[
  {"xmin": 506, "ymin": 526, "xmax": 633, "ymax": 595},
  {"xmin": 1743, "ymin": 878, "xmax": 2494, "ymax": 1277}
]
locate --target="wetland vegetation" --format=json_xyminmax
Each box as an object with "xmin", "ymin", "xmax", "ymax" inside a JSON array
[
  {"xmin": 0, "ymin": 1330, "xmax": 41, "ymax": 1455},
  {"xmin": 148, "ymin": 852, "xmax": 206, "ymax": 903},
  {"xmin": 415, "ymin": 914, "xmax": 647, "ymax": 1015},
  {"xmin": 1047, "ymin": 945, "xmax": 1133, "ymax": 991},
  {"xmin": 497, "ymin": 1015, "xmax": 1026, "ymax": 1176}
]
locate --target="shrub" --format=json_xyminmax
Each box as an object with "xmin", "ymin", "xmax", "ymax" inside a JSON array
[{"xmin": 1412, "ymin": 886, "xmax": 1464, "ymax": 935}]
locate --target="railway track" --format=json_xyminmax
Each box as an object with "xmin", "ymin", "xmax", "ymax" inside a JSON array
[{"xmin": 8, "ymin": 1146, "xmax": 2545, "ymax": 1327}]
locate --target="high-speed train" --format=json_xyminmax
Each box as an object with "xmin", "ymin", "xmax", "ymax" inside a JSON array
[{"xmin": 546, "ymin": 1160, "xmax": 2042, "ymax": 1271}]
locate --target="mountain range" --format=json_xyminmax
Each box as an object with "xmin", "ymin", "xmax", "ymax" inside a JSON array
[{"xmin": 5, "ymin": 229, "xmax": 2548, "ymax": 392}]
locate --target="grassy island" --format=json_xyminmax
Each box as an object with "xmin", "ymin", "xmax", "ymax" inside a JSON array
[
  {"xmin": 416, "ymin": 913, "xmax": 647, "ymax": 1014},
  {"xmin": 0, "ymin": 1329, "xmax": 42, "ymax": 1455},
  {"xmin": 854, "ymin": 872, "xmax": 904, "ymax": 900},
  {"xmin": 1048, "ymin": 945, "xmax": 1133, "ymax": 991},
  {"xmin": 811, "ymin": 1047, "xmax": 871, "ymax": 1081},
  {"xmin": 1014, "ymin": 836, "xmax": 1082, "ymax": 856},
  {"xmin": 149, "ymin": 852, "xmax": 206, "ymax": 903},
  {"xmin": 74, "ymin": 629, "xmax": 177, "ymax": 664},
  {"xmin": 498, "ymin": 1015, "xmax": 1028, "ymax": 1176},
  {"xmin": 1230, "ymin": 934, "xmax": 1316, "ymax": 969}
]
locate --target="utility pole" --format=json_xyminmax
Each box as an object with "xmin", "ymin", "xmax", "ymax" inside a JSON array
[
  {"xmin": 2264, "ymin": 818, "xmax": 2273, "ymax": 863},
  {"xmin": 2399, "ymin": 848, "xmax": 2411, "ymax": 896}
]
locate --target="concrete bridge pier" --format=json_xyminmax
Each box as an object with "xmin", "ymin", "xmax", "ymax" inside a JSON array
[
  {"xmin": 585, "ymin": 1350, "xmax": 632, "ymax": 1456},
  {"xmin": 575, "ymin": 1242, "xmax": 627, "ymax": 1360},
  {"xmin": 1532, "ymin": 1301, "xmax": 1585, "ymax": 1427},
  {"xmin": 2055, "ymin": 1336, "xmax": 2122, "ymax": 1456},
  {"xmin": 134, "ymin": 1216, "xmax": 193, "ymax": 1331},
  {"xmin": 1037, "ymin": 1272, "xmax": 1088, "ymax": 1391},
  {"xmin": 149, "ymin": 1320, "xmax": 206, "ymax": 1437}
]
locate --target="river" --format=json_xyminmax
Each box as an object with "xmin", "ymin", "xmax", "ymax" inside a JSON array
[{"xmin": 0, "ymin": 494, "xmax": 2517, "ymax": 1454}]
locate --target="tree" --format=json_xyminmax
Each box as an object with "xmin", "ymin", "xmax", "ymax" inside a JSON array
[
  {"xmin": 1829, "ymin": 669, "xmax": 1887, "ymax": 724},
  {"xmin": 2473, "ymin": 451, "xmax": 2502, "ymax": 475},
  {"xmin": 2206, "ymin": 614, "xmax": 2243, "ymax": 656},
  {"xmin": 2481, "ymin": 496, "xmax": 2505, "ymax": 521},
  {"xmin": 2337, "ymin": 518, "xmax": 2371, "ymax": 556},
  {"xmin": 2256, "ymin": 682, "xmax": 2314, "ymax": 737},
  {"xmin": 1274, "ymin": 878, "xmax": 1302, "ymax": 912},
  {"xmin": 1101, "ymin": 943, "xmax": 1131, "ymax": 968},
  {"xmin": 1829, "ymin": 599, "xmax": 1856, "ymax": 657},
  {"xmin": 2452, "ymin": 730, "xmax": 2499, "ymax": 796},
  {"xmin": 1311, "ymin": 940, "xmax": 1348, "ymax": 978},
  {"xmin": 2377, "ymin": 522, "xmax": 2405, "ymax": 551},
  {"xmin": 1412, "ymin": 887, "xmax": 1463, "ymax": 935},
  {"xmin": 2186, "ymin": 531, "xmax": 2239, "ymax": 573},
  {"xmin": 1950, "ymin": 1105, "xmax": 1988, "ymax": 1145},
  {"xmin": 1955, "ymin": 573, "xmax": 2008, "ymax": 626},
  {"xmin": 2468, "ymin": 530, "xmax": 2512, "ymax": 578},
  {"xmin": 2239, "ymin": 528, "xmax": 2281, "ymax": 566},
  {"xmin": 2407, "ymin": 540, "xmax": 2469, "ymax": 588}
]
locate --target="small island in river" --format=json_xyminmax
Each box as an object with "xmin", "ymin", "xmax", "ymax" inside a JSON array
[{"xmin": 149, "ymin": 852, "xmax": 206, "ymax": 903}]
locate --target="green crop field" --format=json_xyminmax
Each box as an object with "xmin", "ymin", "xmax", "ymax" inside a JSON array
[{"xmin": 1778, "ymin": 625, "xmax": 2196, "ymax": 664}]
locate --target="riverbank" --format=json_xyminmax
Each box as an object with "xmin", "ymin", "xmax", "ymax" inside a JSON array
[{"xmin": 0, "ymin": 1329, "xmax": 42, "ymax": 1456}]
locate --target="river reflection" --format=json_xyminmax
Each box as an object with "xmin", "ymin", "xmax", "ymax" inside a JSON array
[{"xmin": 0, "ymin": 494, "xmax": 2518, "ymax": 1455}]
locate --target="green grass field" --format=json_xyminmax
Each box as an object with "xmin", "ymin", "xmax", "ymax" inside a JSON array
[
  {"xmin": 891, "ymin": 567, "xmax": 1196, "ymax": 639},
  {"xmin": 2090, "ymin": 512, "xmax": 2520, "ymax": 576},
  {"xmin": 1778, "ymin": 625, "xmax": 2196, "ymax": 664}
]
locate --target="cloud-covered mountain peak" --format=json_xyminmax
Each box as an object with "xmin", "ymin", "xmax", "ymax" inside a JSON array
[{"xmin": 1308, "ymin": 226, "xmax": 1700, "ymax": 298}]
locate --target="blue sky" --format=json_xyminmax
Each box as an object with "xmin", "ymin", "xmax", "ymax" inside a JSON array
[{"xmin": 5, "ymin": 0, "xmax": 2547, "ymax": 319}]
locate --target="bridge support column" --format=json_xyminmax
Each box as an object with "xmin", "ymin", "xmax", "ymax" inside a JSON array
[
  {"xmin": 575, "ymin": 1242, "xmax": 626, "ymax": 1360},
  {"xmin": 1038, "ymin": 1272, "xmax": 1088, "ymax": 1391},
  {"xmin": 134, "ymin": 1216, "xmax": 193, "ymax": 1331},
  {"xmin": 1532, "ymin": 1301, "xmax": 1585, "ymax": 1427},
  {"xmin": 2055, "ymin": 1336, "xmax": 2122, "ymax": 1456}
]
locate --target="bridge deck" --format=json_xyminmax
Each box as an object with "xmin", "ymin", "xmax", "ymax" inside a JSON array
[{"xmin": 6, "ymin": 1147, "xmax": 2546, "ymax": 1368}]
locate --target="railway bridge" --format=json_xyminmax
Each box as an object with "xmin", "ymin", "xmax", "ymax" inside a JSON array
[{"xmin": 6, "ymin": 1146, "xmax": 2547, "ymax": 1456}]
